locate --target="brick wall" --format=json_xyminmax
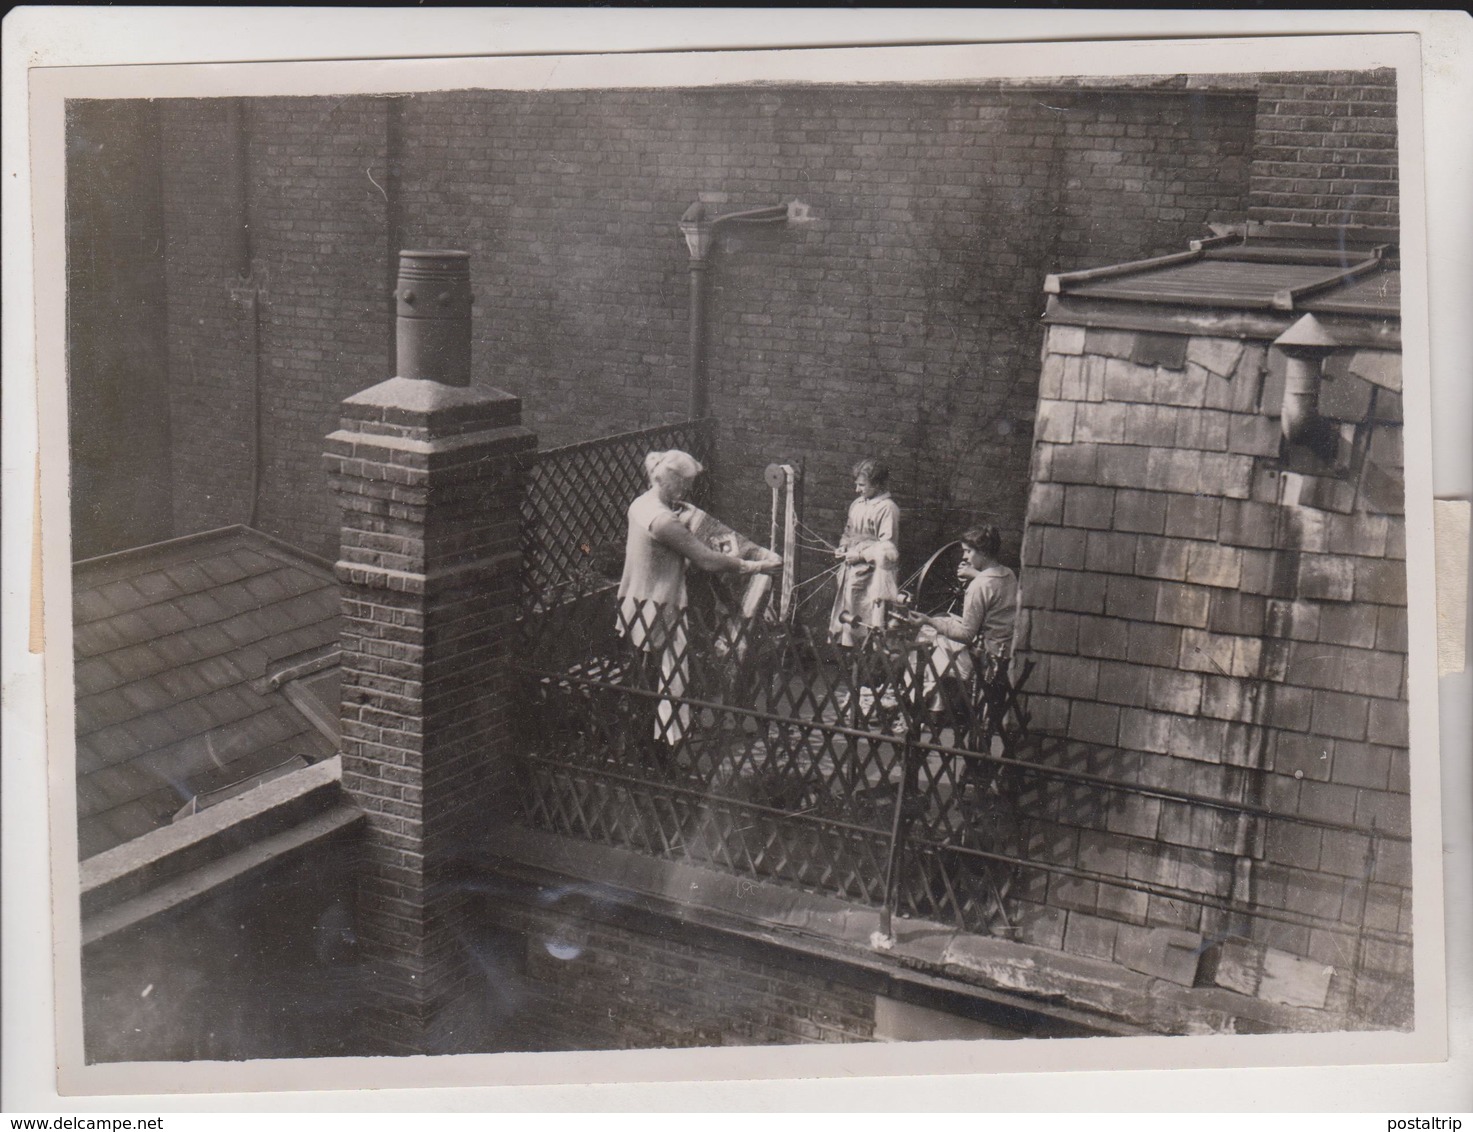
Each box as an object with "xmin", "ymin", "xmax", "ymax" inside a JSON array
[
  {"xmin": 1249, "ymin": 69, "xmax": 1398, "ymax": 229},
  {"xmin": 159, "ymin": 98, "xmax": 393, "ymax": 558},
  {"xmin": 248, "ymin": 99, "xmax": 395, "ymax": 555},
  {"xmin": 156, "ymin": 101, "xmax": 255, "ymax": 537},
  {"xmin": 396, "ymin": 86, "xmax": 1255, "ymax": 570},
  {"xmin": 326, "ymin": 374, "xmax": 535, "ymax": 1055},
  {"xmin": 153, "ymin": 85, "xmax": 1256, "ymax": 565},
  {"xmin": 67, "ymin": 100, "xmax": 173, "ymax": 558},
  {"xmin": 84, "ymin": 71, "xmax": 1398, "ymax": 567},
  {"xmin": 1016, "ymin": 321, "xmax": 1410, "ymax": 1013}
]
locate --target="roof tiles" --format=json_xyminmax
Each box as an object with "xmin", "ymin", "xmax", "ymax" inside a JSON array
[{"xmin": 72, "ymin": 527, "xmax": 340, "ymax": 859}]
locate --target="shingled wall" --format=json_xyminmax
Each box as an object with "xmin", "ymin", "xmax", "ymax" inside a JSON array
[{"xmin": 1014, "ymin": 322, "xmax": 1410, "ymax": 1016}]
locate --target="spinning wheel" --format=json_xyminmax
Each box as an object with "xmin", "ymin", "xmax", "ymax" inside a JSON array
[{"xmin": 907, "ymin": 540, "xmax": 967, "ymax": 618}]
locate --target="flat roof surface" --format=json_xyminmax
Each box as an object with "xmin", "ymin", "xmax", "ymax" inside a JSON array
[
  {"xmin": 1302, "ymin": 269, "xmax": 1401, "ymax": 317},
  {"xmin": 72, "ymin": 527, "xmax": 340, "ymax": 859},
  {"xmin": 1048, "ymin": 226, "xmax": 1400, "ymax": 320}
]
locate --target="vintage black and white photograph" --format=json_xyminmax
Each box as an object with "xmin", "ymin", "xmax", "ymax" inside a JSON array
[{"xmin": 11, "ymin": 15, "xmax": 1460, "ymax": 1103}]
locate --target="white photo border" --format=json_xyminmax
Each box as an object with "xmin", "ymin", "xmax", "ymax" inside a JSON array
[{"xmin": 4, "ymin": 8, "xmax": 1469, "ymax": 1113}]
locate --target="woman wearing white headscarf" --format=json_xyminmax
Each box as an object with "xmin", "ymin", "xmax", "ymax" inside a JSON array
[{"xmin": 618, "ymin": 450, "xmax": 776, "ymax": 746}]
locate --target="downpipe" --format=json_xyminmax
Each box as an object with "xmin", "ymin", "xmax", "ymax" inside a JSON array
[
  {"xmin": 678, "ymin": 201, "xmax": 792, "ymax": 423},
  {"xmin": 225, "ymin": 99, "xmax": 264, "ymax": 530}
]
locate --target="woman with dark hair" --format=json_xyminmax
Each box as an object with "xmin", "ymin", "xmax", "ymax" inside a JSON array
[
  {"xmin": 910, "ymin": 523, "xmax": 1019, "ymax": 740},
  {"xmin": 913, "ymin": 523, "xmax": 1017, "ymax": 661}
]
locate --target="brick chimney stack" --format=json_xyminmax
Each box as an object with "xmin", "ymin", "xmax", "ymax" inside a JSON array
[{"xmin": 325, "ymin": 250, "xmax": 536, "ymax": 1054}]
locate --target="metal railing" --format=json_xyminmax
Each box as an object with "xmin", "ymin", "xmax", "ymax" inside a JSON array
[{"xmin": 510, "ymin": 426, "xmax": 1412, "ymax": 1029}]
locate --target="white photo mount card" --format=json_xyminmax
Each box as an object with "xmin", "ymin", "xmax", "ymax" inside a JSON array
[{"xmin": 3, "ymin": 8, "xmax": 1469, "ymax": 1113}]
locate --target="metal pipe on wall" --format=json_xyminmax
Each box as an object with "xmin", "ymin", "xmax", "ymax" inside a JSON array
[
  {"xmin": 225, "ymin": 99, "xmax": 265, "ymax": 531},
  {"xmin": 1274, "ymin": 312, "xmax": 1339, "ymax": 447},
  {"xmin": 1280, "ymin": 355, "xmax": 1323, "ymax": 445},
  {"xmin": 687, "ymin": 258, "xmax": 709, "ymax": 420},
  {"xmin": 383, "ymin": 96, "xmax": 405, "ymax": 367},
  {"xmin": 226, "ymin": 100, "xmax": 253, "ymax": 278},
  {"xmin": 677, "ymin": 201, "xmax": 791, "ymax": 423}
]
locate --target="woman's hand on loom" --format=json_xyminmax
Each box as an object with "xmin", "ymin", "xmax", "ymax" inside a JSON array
[{"xmin": 740, "ymin": 552, "xmax": 781, "ymax": 576}]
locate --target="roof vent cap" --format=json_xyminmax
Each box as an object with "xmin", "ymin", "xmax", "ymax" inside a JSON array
[{"xmin": 1274, "ymin": 312, "xmax": 1341, "ymax": 355}]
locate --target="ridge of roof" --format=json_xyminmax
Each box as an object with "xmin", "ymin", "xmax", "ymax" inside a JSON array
[{"xmin": 74, "ymin": 525, "xmax": 334, "ymax": 588}]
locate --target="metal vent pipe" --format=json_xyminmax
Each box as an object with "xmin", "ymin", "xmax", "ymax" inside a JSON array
[
  {"xmin": 1273, "ymin": 312, "xmax": 1340, "ymax": 445},
  {"xmin": 394, "ymin": 249, "xmax": 473, "ymax": 386}
]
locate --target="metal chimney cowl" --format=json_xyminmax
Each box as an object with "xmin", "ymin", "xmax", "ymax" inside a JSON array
[
  {"xmin": 395, "ymin": 249, "xmax": 473, "ymax": 387},
  {"xmin": 1274, "ymin": 312, "xmax": 1340, "ymax": 446}
]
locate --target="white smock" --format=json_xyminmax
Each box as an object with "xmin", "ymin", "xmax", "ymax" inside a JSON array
[
  {"xmin": 829, "ymin": 491, "xmax": 902, "ymax": 646},
  {"xmin": 617, "ymin": 488, "xmax": 704, "ymax": 743}
]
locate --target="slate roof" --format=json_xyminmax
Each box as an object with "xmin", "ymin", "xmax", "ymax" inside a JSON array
[{"xmin": 73, "ymin": 526, "xmax": 341, "ymax": 860}]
